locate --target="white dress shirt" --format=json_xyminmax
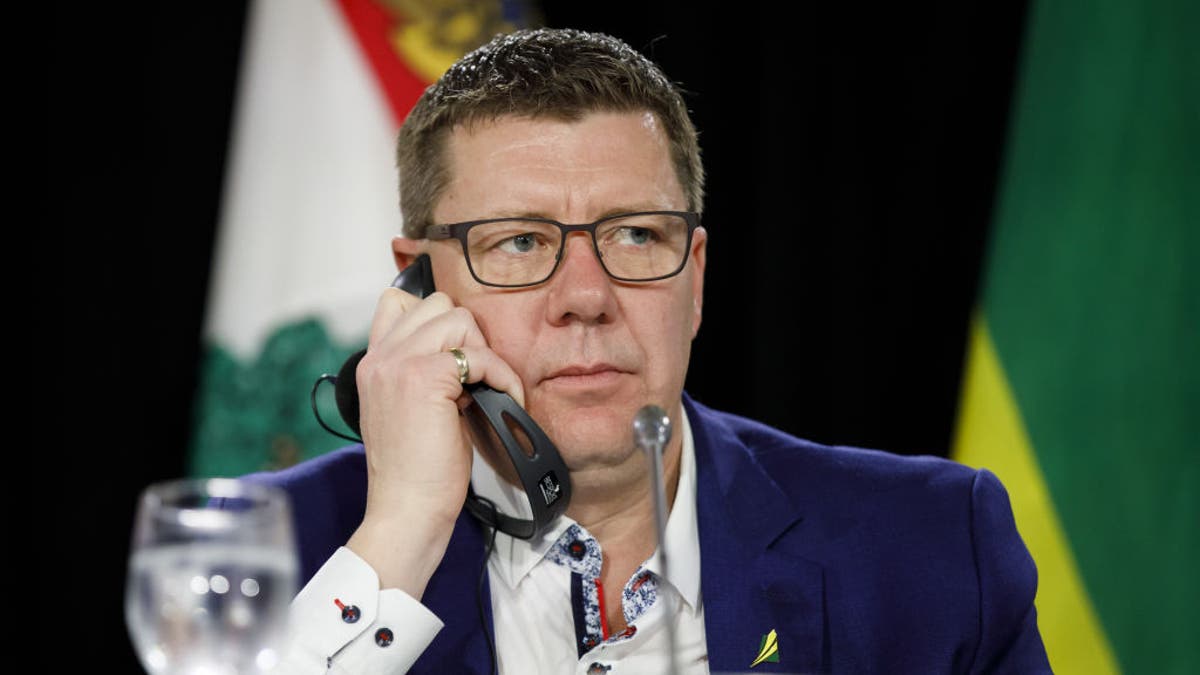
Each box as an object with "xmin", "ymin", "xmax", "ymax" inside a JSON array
[{"xmin": 282, "ymin": 408, "xmax": 708, "ymax": 674}]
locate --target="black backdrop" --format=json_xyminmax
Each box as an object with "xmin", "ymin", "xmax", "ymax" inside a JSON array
[{"xmin": 44, "ymin": 1, "xmax": 1027, "ymax": 665}]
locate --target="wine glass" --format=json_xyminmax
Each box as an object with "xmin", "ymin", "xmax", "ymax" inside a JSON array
[{"xmin": 125, "ymin": 478, "xmax": 298, "ymax": 674}]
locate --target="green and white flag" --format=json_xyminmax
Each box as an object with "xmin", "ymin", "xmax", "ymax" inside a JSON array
[{"xmin": 192, "ymin": 0, "xmax": 524, "ymax": 476}]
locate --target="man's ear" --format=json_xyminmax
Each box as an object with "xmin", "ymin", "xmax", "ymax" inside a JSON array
[
  {"xmin": 392, "ymin": 236, "xmax": 422, "ymax": 271},
  {"xmin": 689, "ymin": 226, "xmax": 707, "ymax": 338}
]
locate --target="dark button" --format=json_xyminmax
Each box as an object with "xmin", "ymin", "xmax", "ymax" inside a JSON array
[
  {"xmin": 568, "ymin": 540, "xmax": 586, "ymax": 560},
  {"xmin": 375, "ymin": 627, "xmax": 394, "ymax": 647},
  {"xmin": 341, "ymin": 605, "xmax": 361, "ymax": 623},
  {"xmin": 587, "ymin": 663, "xmax": 611, "ymax": 674}
]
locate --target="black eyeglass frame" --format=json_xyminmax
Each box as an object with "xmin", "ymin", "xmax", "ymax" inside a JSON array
[{"xmin": 424, "ymin": 210, "xmax": 702, "ymax": 288}]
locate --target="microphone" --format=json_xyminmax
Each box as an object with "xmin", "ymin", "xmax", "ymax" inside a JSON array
[
  {"xmin": 633, "ymin": 405, "xmax": 672, "ymax": 451},
  {"xmin": 633, "ymin": 405, "xmax": 678, "ymax": 675}
]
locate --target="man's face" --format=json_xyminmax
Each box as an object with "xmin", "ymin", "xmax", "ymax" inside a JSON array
[{"xmin": 406, "ymin": 111, "xmax": 706, "ymax": 472}]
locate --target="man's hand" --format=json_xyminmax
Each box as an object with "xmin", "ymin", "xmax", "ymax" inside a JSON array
[{"xmin": 346, "ymin": 287, "xmax": 525, "ymax": 599}]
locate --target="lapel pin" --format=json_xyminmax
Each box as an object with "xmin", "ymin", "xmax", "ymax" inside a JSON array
[{"xmin": 750, "ymin": 628, "xmax": 780, "ymax": 667}]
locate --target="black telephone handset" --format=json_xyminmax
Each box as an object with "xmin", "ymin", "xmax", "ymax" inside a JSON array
[{"xmin": 330, "ymin": 254, "xmax": 571, "ymax": 540}]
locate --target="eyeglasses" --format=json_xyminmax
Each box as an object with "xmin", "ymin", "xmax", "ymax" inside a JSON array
[{"xmin": 425, "ymin": 211, "xmax": 701, "ymax": 288}]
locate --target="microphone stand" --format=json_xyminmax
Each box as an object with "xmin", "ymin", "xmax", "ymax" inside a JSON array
[{"xmin": 633, "ymin": 405, "xmax": 678, "ymax": 675}]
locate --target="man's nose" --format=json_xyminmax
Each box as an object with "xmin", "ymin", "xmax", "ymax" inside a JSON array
[{"xmin": 544, "ymin": 232, "xmax": 617, "ymax": 326}]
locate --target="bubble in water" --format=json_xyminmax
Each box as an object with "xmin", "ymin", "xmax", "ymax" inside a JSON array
[
  {"xmin": 241, "ymin": 578, "xmax": 261, "ymax": 597},
  {"xmin": 190, "ymin": 575, "xmax": 210, "ymax": 595},
  {"xmin": 210, "ymin": 574, "xmax": 230, "ymax": 594}
]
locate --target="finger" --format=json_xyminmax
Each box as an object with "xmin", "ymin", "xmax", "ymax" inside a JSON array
[
  {"xmin": 376, "ymin": 305, "xmax": 490, "ymax": 358},
  {"xmin": 368, "ymin": 289, "xmax": 454, "ymax": 348},
  {"xmin": 378, "ymin": 291, "xmax": 463, "ymax": 348},
  {"xmin": 443, "ymin": 346, "xmax": 526, "ymax": 408},
  {"xmin": 455, "ymin": 392, "xmax": 474, "ymax": 412},
  {"xmin": 368, "ymin": 287, "xmax": 420, "ymax": 348}
]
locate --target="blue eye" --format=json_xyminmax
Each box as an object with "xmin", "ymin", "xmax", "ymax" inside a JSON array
[
  {"xmin": 610, "ymin": 226, "xmax": 657, "ymax": 246},
  {"xmin": 625, "ymin": 227, "xmax": 654, "ymax": 245},
  {"xmin": 500, "ymin": 233, "xmax": 538, "ymax": 253}
]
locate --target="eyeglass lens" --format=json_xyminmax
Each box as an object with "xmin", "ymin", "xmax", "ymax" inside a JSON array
[{"xmin": 465, "ymin": 213, "xmax": 691, "ymax": 285}]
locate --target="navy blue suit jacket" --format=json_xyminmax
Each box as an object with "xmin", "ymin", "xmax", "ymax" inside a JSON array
[{"xmin": 251, "ymin": 394, "xmax": 1050, "ymax": 673}]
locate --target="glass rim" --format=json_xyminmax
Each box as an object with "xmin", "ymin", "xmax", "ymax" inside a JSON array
[{"xmin": 138, "ymin": 478, "xmax": 290, "ymax": 528}]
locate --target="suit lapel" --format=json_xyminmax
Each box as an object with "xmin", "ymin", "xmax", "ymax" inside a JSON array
[{"xmin": 687, "ymin": 395, "xmax": 827, "ymax": 674}]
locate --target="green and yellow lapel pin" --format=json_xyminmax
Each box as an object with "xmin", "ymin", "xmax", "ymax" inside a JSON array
[{"xmin": 750, "ymin": 628, "xmax": 780, "ymax": 667}]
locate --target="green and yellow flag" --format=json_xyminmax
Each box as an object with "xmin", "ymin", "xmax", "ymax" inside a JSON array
[{"xmin": 953, "ymin": 0, "xmax": 1198, "ymax": 672}]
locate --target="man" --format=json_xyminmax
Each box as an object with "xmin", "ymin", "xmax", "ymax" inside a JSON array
[{"xmin": 253, "ymin": 28, "xmax": 1050, "ymax": 673}]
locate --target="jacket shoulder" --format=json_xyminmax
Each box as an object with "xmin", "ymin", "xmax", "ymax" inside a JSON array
[
  {"xmin": 241, "ymin": 445, "xmax": 368, "ymax": 584},
  {"xmin": 687, "ymin": 395, "xmax": 979, "ymax": 500},
  {"xmin": 684, "ymin": 395, "xmax": 1007, "ymax": 576}
]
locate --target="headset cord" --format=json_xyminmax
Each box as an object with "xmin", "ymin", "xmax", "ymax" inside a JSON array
[{"xmin": 475, "ymin": 495, "xmax": 501, "ymax": 675}]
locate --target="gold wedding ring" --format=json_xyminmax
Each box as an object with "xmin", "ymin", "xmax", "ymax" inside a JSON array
[{"xmin": 448, "ymin": 347, "xmax": 470, "ymax": 384}]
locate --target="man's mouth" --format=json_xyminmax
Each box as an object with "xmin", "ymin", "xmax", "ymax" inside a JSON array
[{"xmin": 541, "ymin": 363, "xmax": 627, "ymax": 388}]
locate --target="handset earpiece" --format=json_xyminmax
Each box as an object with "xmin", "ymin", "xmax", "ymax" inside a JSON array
[
  {"xmin": 326, "ymin": 254, "xmax": 570, "ymax": 539},
  {"xmin": 392, "ymin": 251, "xmax": 436, "ymax": 298}
]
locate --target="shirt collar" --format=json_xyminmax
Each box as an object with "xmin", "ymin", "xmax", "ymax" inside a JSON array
[{"xmin": 472, "ymin": 405, "xmax": 702, "ymax": 612}]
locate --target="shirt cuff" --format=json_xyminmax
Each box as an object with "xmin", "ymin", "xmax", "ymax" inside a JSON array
[{"xmin": 283, "ymin": 546, "xmax": 443, "ymax": 673}]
